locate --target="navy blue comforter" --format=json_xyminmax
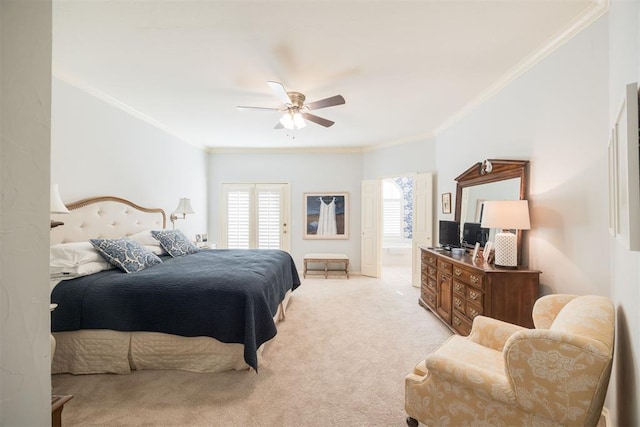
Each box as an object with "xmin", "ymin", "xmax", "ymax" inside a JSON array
[{"xmin": 51, "ymin": 249, "xmax": 301, "ymax": 370}]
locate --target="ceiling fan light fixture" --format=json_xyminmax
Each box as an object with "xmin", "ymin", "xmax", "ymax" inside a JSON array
[
  {"xmin": 239, "ymin": 81, "xmax": 344, "ymax": 130},
  {"xmin": 279, "ymin": 112, "xmax": 294, "ymax": 129},
  {"xmin": 293, "ymin": 112, "xmax": 306, "ymax": 129},
  {"xmin": 279, "ymin": 111, "xmax": 306, "ymax": 130}
]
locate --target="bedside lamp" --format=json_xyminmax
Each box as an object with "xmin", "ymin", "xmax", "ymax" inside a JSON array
[
  {"xmin": 480, "ymin": 200, "xmax": 530, "ymax": 268},
  {"xmin": 50, "ymin": 184, "xmax": 70, "ymax": 228},
  {"xmin": 170, "ymin": 198, "xmax": 195, "ymax": 229}
]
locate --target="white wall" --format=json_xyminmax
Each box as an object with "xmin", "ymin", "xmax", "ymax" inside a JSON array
[
  {"xmin": 436, "ymin": 16, "xmax": 610, "ymax": 297},
  {"xmin": 51, "ymin": 78, "xmax": 208, "ymax": 239},
  {"xmin": 362, "ymin": 138, "xmax": 436, "ymax": 179},
  {"xmin": 0, "ymin": 1, "xmax": 52, "ymax": 425},
  {"xmin": 208, "ymin": 151, "xmax": 363, "ymax": 271},
  {"xmin": 608, "ymin": 1, "xmax": 640, "ymax": 425}
]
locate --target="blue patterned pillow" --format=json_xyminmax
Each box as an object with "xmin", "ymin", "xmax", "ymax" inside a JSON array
[
  {"xmin": 90, "ymin": 238, "xmax": 162, "ymax": 273},
  {"xmin": 151, "ymin": 230, "xmax": 200, "ymax": 257}
]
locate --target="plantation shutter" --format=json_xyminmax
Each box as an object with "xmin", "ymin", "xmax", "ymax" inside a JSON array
[
  {"xmin": 221, "ymin": 183, "xmax": 289, "ymax": 250},
  {"xmin": 226, "ymin": 188, "xmax": 251, "ymax": 249},
  {"xmin": 257, "ymin": 187, "xmax": 281, "ymax": 249}
]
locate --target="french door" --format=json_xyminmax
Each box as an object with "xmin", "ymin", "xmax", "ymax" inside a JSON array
[{"xmin": 220, "ymin": 183, "xmax": 290, "ymax": 251}]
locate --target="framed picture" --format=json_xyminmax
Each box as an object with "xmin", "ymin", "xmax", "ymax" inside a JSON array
[
  {"xmin": 483, "ymin": 241, "xmax": 493, "ymax": 263},
  {"xmin": 442, "ymin": 192, "xmax": 452, "ymax": 214},
  {"xmin": 472, "ymin": 242, "xmax": 481, "ymax": 260},
  {"xmin": 195, "ymin": 233, "xmax": 209, "ymax": 247},
  {"xmin": 304, "ymin": 193, "xmax": 349, "ymax": 239},
  {"xmin": 610, "ymin": 82, "xmax": 640, "ymax": 250}
]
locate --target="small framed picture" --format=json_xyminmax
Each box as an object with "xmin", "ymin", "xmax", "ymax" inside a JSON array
[
  {"xmin": 472, "ymin": 242, "xmax": 481, "ymax": 260},
  {"xmin": 483, "ymin": 241, "xmax": 493, "ymax": 263},
  {"xmin": 442, "ymin": 192, "xmax": 452, "ymax": 214},
  {"xmin": 195, "ymin": 233, "xmax": 208, "ymax": 247}
]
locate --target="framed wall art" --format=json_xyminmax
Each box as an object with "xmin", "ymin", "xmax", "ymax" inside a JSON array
[
  {"xmin": 442, "ymin": 192, "xmax": 452, "ymax": 214},
  {"xmin": 303, "ymin": 193, "xmax": 349, "ymax": 239},
  {"xmin": 610, "ymin": 82, "xmax": 640, "ymax": 250}
]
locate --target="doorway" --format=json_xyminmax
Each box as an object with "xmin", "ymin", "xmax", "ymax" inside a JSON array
[{"xmin": 382, "ymin": 177, "xmax": 413, "ymax": 278}]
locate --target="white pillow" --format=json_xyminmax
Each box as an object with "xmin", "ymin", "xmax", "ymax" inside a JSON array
[
  {"xmin": 130, "ymin": 230, "xmax": 167, "ymax": 256},
  {"xmin": 50, "ymin": 261, "xmax": 114, "ymax": 280},
  {"xmin": 50, "ymin": 241, "xmax": 103, "ymax": 267}
]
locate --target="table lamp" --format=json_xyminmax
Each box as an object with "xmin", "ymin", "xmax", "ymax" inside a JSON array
[
  {"xmin": 480, "ymin": 200, "xmax": 530, "ymax": 268},
  {"xmin": 50, "ymin": 184, "xmax": 70, "ymax": 228}
]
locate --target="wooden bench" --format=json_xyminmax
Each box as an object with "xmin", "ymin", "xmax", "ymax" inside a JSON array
[{"xmin": 303, "ymin": 253, "xmax": 349, "ymax": 279}]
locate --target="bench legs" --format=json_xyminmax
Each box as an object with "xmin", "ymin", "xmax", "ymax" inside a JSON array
[{"xmin": 303, "ymin": 259, "xmax": 349, "ymax": 279}]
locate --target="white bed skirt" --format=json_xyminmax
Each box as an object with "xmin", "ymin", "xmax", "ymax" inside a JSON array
[{"xmin": 52, "ymin": 290, "xmax": 292, "ymax": 375}]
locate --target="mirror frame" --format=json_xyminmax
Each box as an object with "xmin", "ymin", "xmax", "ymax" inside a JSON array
[{"xmin": 454, "ymin": 159, "xmax": 529, "ymax": 263}]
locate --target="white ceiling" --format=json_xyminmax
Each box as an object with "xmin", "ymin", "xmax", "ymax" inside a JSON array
[{"xmin": 52, "ymin": 0, "xmax": 603, "ymax": 150}]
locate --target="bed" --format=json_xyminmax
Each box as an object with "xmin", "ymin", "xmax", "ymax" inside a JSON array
[{"xmin": 50, "ymin": 196, "xmax": 300, "ymax": 374}]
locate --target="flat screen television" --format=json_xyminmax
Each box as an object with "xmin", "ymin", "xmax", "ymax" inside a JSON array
[
  {"xmin": 438, "ymin": 220, "xmax": 460, "ymax": 250},
  {"xmin": 462, "ymin": 222, "xmax": 489, "ymax": 249}
]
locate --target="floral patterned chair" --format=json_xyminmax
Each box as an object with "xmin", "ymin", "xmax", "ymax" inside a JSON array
[{"xmin": 405, "ymin": 294, "xmax": 615, "ymax": 427}]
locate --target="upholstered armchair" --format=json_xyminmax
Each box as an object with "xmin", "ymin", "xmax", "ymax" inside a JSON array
[{"xmin": 405, "ymin": 294, "xmax": 615, "ymax": 427}]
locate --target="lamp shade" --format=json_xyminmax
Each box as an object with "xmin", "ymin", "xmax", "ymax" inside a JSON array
[
  {"xmin": 173, "ymin": 198, "xmax": 195, "ymax": 215},
  {"xmin": 481, "ymin": 200, "xmax": 530, "ymax": 268},
  {"xmin": 50, "ymin": 184, "xmax": 70, "ymax": 214},
  {"xmin": 480, "ymin": 200, "xmax": 530, "ymax": 230}
]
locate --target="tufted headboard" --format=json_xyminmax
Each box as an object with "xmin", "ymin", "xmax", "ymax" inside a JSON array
[{"xmin": 50, "ymin": 196, "xmax": 166, "ymax": 245}]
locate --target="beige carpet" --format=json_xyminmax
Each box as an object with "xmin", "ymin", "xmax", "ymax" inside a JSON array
[{"xmin": 52, "ymin": 267, "xmax": 452, "ymax": 427}]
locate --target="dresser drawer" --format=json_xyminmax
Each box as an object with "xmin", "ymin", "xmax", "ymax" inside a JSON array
[
  {"xmin": 452, "ymin": 310, "xmax": 472, "ymax": 336},
  {"xmin": 453, "ymin": 280, "xmax": 465, "ymax": 296},
  {"xmin": 452, "ymin": 265, "xmax": 484, "ymax": 290},
  {"xmin": 426, "ymin": 276, "xmax": 437, "ymax": 292},
  {"xmin": 465, "ymin": 302, "xmax": 483, "ymax": 320},
  {"xmin": 423, "ymin": 252, "xmax": 437, "ymax": 266},
  {"xmin": 427, "ymin": 265, "xmax": 437, "ymax": 277},
  {"xmin": 422, "ymin": 289, "xmax": 436, "ymax": 310},
  {"xmin": 466, "ymin": 287, "xmax": 484, "ymax": 307},
  {"xmin": 453, "ymin": 294, "xmax": 465, "ymax": 312},
  {"xmin": 437, "ymin": 259, "xmax": 452, "ymax": 273}
]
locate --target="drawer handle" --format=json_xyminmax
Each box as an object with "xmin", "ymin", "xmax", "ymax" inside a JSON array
[
  {"xmin": 454, "ymin": 298, "xmax": 463, "ymax": 308},
  {"xmin": 453, "ymin": 317, "xmax": 461, "ymax": 326},
  {"xmin": 454, "ymin": 268, "xmax": 462, "ymax": 276},
  {"xmin": 469, "ymin": 308, "xmax": 479, "ymax": 318},
  {"xmin": 454, "ymin": 283, "xmax": 463, "ymax": 292},
  {"xmin": 469, "ymin": 290, "xmax": 479, "ymax": 300},
  {"xmin": 471, "ymin": 275, "xmax": 480, "ymax": 284}
]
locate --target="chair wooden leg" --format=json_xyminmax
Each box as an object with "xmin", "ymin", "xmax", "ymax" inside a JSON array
[{"xmin": 406, "ymin": 416, "xmax": 419, "ymax": 427}]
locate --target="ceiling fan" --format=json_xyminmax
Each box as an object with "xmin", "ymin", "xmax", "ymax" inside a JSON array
[{"xmin": 237, "ymin": 81, "xmax": 345, "ymax": 130}]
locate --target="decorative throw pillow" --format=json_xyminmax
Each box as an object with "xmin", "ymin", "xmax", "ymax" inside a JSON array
[
  {"xmin": 151, "ymin": 229, "xmax": 200, "ymax": 257},
  {"xmin": 90, "ymin": 238, "xmax": 162, "ymax": 273}
]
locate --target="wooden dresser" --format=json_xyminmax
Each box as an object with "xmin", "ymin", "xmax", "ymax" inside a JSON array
[{"xmin": 420, "ymin": 247, "xmax": 540, "ymax": 335}]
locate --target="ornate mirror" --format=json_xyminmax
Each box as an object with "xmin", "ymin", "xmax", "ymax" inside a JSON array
[{"xmin": 454, "ymin": 159, "xmax": 528, "ymax": 261}]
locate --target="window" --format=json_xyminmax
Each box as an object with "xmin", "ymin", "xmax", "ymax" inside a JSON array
[{"xmin": 382, "ymin": 177, "xmax": 413, "ymax": 244}]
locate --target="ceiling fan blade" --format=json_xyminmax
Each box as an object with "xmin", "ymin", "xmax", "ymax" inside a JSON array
[
  {"xmin": 267, "ymin": 81, "xmax": 292, "ymax": 105},
  {"xmin": 236, "ymin": 106, "xmax": 281, "ymax": 111},
  {"xmin": 302, "ymin": 113, "xmax": 335, "ymax": 127},
  {"xmin": 305, "ymin": 95, "xmax": 345, "ymax": 111}
]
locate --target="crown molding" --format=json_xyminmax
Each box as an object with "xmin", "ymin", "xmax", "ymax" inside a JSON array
[
  {"xmin": 53, "ymin": 72, "xmax": 207, "ymax": 152},
  {"xmin": 433, "ymin": 0, "xmax": 609, "ymax": 136}
]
